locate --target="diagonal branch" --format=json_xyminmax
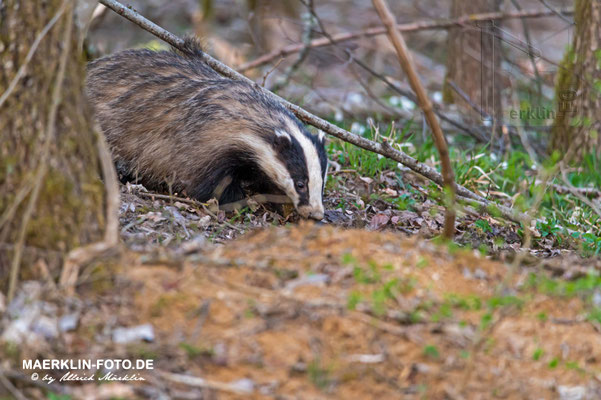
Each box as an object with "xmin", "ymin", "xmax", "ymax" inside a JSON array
[{"xmin": 97, "ymin": 0, "xmax": 529, "ymax": 226}]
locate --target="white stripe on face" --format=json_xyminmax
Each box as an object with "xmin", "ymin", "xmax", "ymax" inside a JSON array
[
  {"xmin": 286, "ymin": 120, "xmax": 324, "ymax": 218},
  {"xmin": 233, "ymin": 133, "xmax": 299, "ymax": 206}
]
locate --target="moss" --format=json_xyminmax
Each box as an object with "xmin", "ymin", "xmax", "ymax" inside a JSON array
[
  {"xmin": 126, "ymin": 343, "xmax": 159, "ymax": 360},
  {"xmin": 442, "ymin": 74, "xmax": 455, "ymax": 105},
  {"xmin": 551, "ymin": 0, "xmax": 601, "ymax": 159},
  {"xmin": 0, "ymin": 341, "xmax": 21, "ymax": 363},
  {"xmin": 150, "ymin": 296, "xmax": 170, "ymax": 317}
]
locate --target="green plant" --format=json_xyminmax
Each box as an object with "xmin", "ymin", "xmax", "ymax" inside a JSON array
[
  {"xmin": 307, "ymin": 359, "xmax": 331, "ymax": 389},
  {"xmin": 532, "ymin": 348, "xmax": 544, "ymax": 361},
  {"xmin": 474, "ymin": 219, "xmax": 493, "ymax": 234},
  {"xmin": 423, "ymin": 345, "xmax": 440, "ymax": 359}
]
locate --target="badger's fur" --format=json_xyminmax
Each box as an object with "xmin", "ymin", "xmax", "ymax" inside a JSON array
[{"xmin": 86, "ymin": 38, "xmax": 328, "ymax": 220}]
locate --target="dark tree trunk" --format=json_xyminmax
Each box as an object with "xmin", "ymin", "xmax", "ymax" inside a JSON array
[
  {"xmin": 551, "ymin": 0, "xmax": 601, "ymax": 162},
  {"xmin": 0, "ymin": 0, "xmax": 105, "ymax": 294},
  {"xmin": 443, "ymin": 0, "xmax": 503, "ymax": 126}
]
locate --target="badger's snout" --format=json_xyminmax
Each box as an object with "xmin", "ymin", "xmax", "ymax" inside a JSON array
[
  {"xmin": 298, "ymin": 204, "xmax": 324, "ymax": 221},
  {"xmin": 309, "ymin": 210, "xmax": 324, "ymax": 220}
]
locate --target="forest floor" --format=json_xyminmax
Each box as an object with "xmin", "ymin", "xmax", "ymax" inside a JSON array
[
  {"xmin": 4, "ymin": 138, "xmax": 599, "ymax": 399},
  {"xmin": 5, "ymin": 221, "xmax": 601, "ymax": 399}
]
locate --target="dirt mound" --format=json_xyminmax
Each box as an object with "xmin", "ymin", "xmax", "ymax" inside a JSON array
[{"xmin": 114, "ymin": 224, "xmax": 601, "ymax": 398}]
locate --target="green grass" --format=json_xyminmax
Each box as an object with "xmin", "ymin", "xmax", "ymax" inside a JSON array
[
  {"xmin": 423, "ymin": 344, "xmax": 440, "ymax": 359},
  {"xmin": 307, "ymin": 359, "xmax": 332, "ymax": 390},
  {"xmin": 532, "ymin": 348, "xmax": 544, "ymax": 361},
  {"xmin": 326, "ymin": 118, "xmax": 601, "ymax": 256},
  {"xmin": 343, "ymin": 254, "xmax": 415, "ymax": 317}
]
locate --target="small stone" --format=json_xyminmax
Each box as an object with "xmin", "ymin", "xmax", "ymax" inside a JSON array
[
  {"xmin": 347, "ymin": 354, "xmax": 385, "ymax": 364},
  {"xmin": 557, "ymin": 385, "xmax": 586, "ymax": 400},
  {"xmin": 473, "ymin": 268, "xmax": 488, "ymax": 280},
  {"xmin": 2, "ymin": 316, "xmax": 36, "ymax": 344},
  {"xmin": 229, "ymin": 378, "xmax": 254, "ymax": 394},
  {"xmin": 7, "ymin": 281, "xmax": 43, "ymax": 318},
  {"xmin": 285, "ymin": 274, "xmax": 329, "ymax": 291},
  {"xmin": 180, "ymin": 236, "xmax": 206, "ymax": 254},
  {"xmin": 592, "ymin": 291, "xmax": 601, "ymax": 308},
  {"xmin": 32, "ymin": 316, "xmax": 59, "ymax": 339},
  {"xmin": 112, "ymin": 324, "xmax": 155, "ymax": 344},
  {"xmin": 413, "ymin": 363, "xmax": 430, "ymax": 374},
  {"xmin": 59, "ymin": 313, "xmax": 80, "ymax": 332},
  {"xmin": 166, "ymin": 206, "xmax": 186, "ymax": 226},
  {"xmin": 198, "ymin": 215, "xmax": 212, "ymax": 228},
  {"xmin": 212, "ymin": 342, "xmax": 228, "ymax": 365}
]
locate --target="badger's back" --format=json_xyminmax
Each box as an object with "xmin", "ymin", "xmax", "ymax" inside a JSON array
[
  {"xmin": 87, "ymin": 44, "xmax": 289, "ymax": 196},
  {"xmin": 86, "ymin": 40, "xmax": 328, "ymax": 218}
]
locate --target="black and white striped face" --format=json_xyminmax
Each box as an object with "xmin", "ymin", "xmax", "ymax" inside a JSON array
[{"xmin": 260, "ymin": 119, "xmax": 328, "ymax": 220}]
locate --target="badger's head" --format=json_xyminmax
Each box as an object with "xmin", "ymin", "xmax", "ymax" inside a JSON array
[{"xmin": 255, "ymin": 119, "xmax": 328, "ymax": 220}]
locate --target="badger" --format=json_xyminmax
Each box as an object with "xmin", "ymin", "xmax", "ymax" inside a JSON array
[{"xmin": 86, "ymin": 38, "xmax": 327, "ymax": 220}]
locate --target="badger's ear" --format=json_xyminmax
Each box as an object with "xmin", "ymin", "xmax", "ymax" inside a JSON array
[
  {"xmin": 317, "ymin": 129, "xmax": 326, "ymax": 144},
  {"xmin": 274, "ymin": 129, "xmax": 291, "ymax": 147}
]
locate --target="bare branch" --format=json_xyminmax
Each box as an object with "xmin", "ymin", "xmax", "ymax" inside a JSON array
[
  {"xmin": 537, "ymin": 0, "xmax": 574, "ymax": 25},
  {"xmin": 510, "ymin": 0, "xmax": 543, "ymax": 99},
  {"xmin": 372, "ymin": 0, "xmax": 456, "ymax": 239},
  {"xmin": 98, "ymin": 0, "xmax": 185, "ymax": 48},
  {"xmin": 238, "ymin": 7, "xmax": 574, "ymax": 72},
  {"xmin": 351, "ymin": 58, "xmax": 490, "ymax": 143},
  {"xmin": 270, "ymin": 0, "xmax": 316, "ymax": 92}
]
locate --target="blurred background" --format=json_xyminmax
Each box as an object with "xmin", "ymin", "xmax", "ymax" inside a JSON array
[{"xmin": 87, "ymin": 0, "xmax": 573, "ymax": 132}]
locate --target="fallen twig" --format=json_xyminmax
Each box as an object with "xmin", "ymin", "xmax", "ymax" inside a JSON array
[
  {"xmin": 59, "ymin": 123, "xmax": 121, "ymax": 295},
  {"xmin": 2, "ymin": 370, "xmax": 69, "ymax": 397},
  {"xmin": 237, "ymin": 7, "xmax": 574, "ymax": 72},
  {"xmin": 559, "ymin": 171, "xmax": 601, "ymax": 219},
  {"xmin": 0, "ymin": 369, "xmax": 28, "ymax": 400},
  {"xmin": 550, "ymin": 183, "xmax": 601, "ymax": 199},
  {"xmin": 98, "ymin": 0, "xmax": 529, "ymax": 225},
  {"xmin": 199, "ymin": 204, "xmax": 245, "ymax": 234},
  {"xmin": 136, "ymin": 191, "xmax": 207, "ymax": 207},
  {"xmin": 372, "ymin": 0, "xmax": 456, "ymax": 238},
  {"xmin": 157, "ymin": 370, "xmax": 253, "ymax": 395}
]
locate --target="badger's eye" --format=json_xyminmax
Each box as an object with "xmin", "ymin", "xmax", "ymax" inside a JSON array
[{"xmin": 296, "ymin": 181, "xmax": 306, "ymax": 190}]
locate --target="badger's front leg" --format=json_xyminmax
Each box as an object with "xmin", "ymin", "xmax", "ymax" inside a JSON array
[{"xmin": 217, "ymin": 178, "xmax": 246, "ymax": 205}]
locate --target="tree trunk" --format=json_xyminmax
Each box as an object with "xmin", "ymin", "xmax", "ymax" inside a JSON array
[
  {"xmin": 247, "ymin": 0, "xmax": 300, "ymax": 53},
  {"xmin": 443, "ymin": 0, "xmax": 503, "ymax": 126},
  {"xmin": 551, "ymin": 0, "xmax": 601, "ymax": 162},
  {"xmin": 0, "ymin": 0, "xmax": 105, "ymax": 293}
]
